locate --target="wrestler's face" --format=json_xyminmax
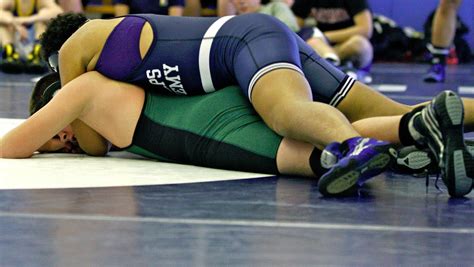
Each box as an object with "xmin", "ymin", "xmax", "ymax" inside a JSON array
[
  {"xmin": 232, "ymin": 0, "xmax": 261, "ymax": 14},
  {"xmin": 50, "ymin": 125, "xmax": 81, "ymax": 153}
]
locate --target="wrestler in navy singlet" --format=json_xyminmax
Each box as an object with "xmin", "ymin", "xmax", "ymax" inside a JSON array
[{"xmin": 95, "ymin": 13, "xmax": 355, "ymax": 106}]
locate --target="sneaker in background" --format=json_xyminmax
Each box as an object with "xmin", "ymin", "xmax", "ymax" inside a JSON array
[
  {"xmin": 0, "ymin": 44, "xmax": 24, "ymax": 74},
  {"xmin": 24, "ymin": 43, "xmax": 48, "ymax": 74},
  {"xmin": 423, "ymin": 63, "xmax": 445, "ymax": 83}
]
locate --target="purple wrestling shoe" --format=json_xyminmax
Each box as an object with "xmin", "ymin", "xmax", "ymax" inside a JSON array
[{"xmin": 318, "ymin": 137, "xmax": 395, "ymax": 197}]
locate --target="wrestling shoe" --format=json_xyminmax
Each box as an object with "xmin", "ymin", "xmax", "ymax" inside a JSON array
[
  {"xmin": 410, "ymin": 90, "xmax": 473, "ymax": 197},
  {"xmin": 423, "ymin": 63, "xmax": 445, "ymax": 83},
  {"xmin": 318, "ymin": 137, "xmax": 395, "ymax": 197},
  {"xmin": 391, "ymin": 140, "xmax": 474, "ymax": 175},
  {"xmin": 390, "ymin": 146, "xmax": 438, "ymax": 175},
  {"xmin": 0, "ymin": 44, "xmax": 23, "ymax": 74}
]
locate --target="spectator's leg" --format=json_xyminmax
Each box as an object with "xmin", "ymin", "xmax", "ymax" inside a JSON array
[
  {"xmin": 333, "ymin": 35, "xmax": 373, "ymax": 69},
  {"xmin": 424, "ymin": 0, "xmax": 462, "ymax": 83}
]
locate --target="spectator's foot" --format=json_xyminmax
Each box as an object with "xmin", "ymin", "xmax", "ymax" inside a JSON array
[
  {"xmin": 24, "ymin": 57, "xmax": 48, "ymax": 74},
  {"xmin": 1, "ymin": 44, "xmax": 24, "ymax": 74},
  {"xmin": 24, "ymin": 44, "xmax": 48, "ymax": 74},
  {"xmin": 318, "ymin": 137, "xmax": 395, "ymax": 197},
  {"xmin": 423, "ymin": 63, "xmax": 445, "ymax": 83},
  {"xmin": 339, "ymin": 62, "xmax": 372, "ymax": 84}
]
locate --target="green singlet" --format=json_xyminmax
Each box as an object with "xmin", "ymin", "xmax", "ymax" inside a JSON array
[{"xmin": 125, "ymin": 86, "xmax": 283, "ymax": 174}]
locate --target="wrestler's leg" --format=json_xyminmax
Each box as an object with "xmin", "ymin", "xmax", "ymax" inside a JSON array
[
  {"xmin": 251, "ymin": 68, "xmax": 360, "ymax": 148},
  {"xmin": 296, "ymin": 35, "xmax": 411, "ymax": 122},
  {"xmin": 352, "ymin": 115, "xmax": 403, "ymax": 143},
  {"xmin": 412, "ymin": 97, "xmax": 473, "ymax": 132},
  {"xmin": 353, "ymin": 92, "xmax": 472, "ymax": 198},
  {"xmin": 336, "ymin": 81, "xmax": 412, "ymax": 122},
  {"xmin": 276, "ymin": 138, "xmax": 314, "ymax": 177},
  {"xmin": 351, "ymin": 98, "xmax": 473, "ymax": 140}
]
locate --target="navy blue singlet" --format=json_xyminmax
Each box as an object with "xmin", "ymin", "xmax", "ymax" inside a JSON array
[{"xmin": 95, "ymin": 13, "xmax": 354, "ymax": 106}]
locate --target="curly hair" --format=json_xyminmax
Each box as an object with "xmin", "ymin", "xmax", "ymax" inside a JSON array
[
  {"xmin": 29, "ymin": 72, "xmax": 61, "ymax": 115},
  {"xmin": 39, "ymin": 13, "xmax": 89, "ymax": 60}
]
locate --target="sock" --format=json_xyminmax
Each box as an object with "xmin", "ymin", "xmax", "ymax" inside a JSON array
[
  {"xmin": 399, "ymin": 106, "xmax": 425, "ymax": 146},
  {"xmin": 309, "ymin": 148, "xmax": 327, "ymax": 177},
  {"xmin": 427, "ymin": 43, "xmax": 449, "ymax": 65}
]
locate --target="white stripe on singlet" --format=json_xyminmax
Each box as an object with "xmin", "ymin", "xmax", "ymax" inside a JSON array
[
  {"xmin": 198, "ymin": 16, "xmax": 235, "ymax": 93},
  {"xmin": 248, "ymin": 63, "xmax": 303, "ymax": 102}
]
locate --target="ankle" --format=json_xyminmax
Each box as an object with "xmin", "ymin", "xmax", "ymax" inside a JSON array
[{"xmin": 399, "ymin": 106, "xmax": 425, "ymax": 146}]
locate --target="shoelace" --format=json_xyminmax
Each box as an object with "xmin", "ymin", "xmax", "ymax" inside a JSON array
[{"xmin": 425, "ymin": 170, "xmax": 443, "ymax": 193}]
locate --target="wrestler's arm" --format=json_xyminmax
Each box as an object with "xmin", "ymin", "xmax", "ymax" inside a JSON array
[
  {"xmin": 324, "ymin": 9, "xmax": 373, "ymax": 44},
  {"xmin": 0, "ymin": 77, "xmax": 92, "ymax": 158}
]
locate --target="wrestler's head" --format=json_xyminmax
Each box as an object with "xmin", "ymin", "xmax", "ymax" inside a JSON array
[
  {"xmin": 29, "ymin": 72, "xmax": 61, "ymax": 115},
  {"xmin": 39, "ymin": 13, "xmax": 88, "ymax": 63},
  {"xmin": 30, "ymin": 72, "xmax": 80, "ymax": 153}
]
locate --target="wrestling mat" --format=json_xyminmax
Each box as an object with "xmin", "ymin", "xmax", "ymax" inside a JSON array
[{"xmin": 0, "ymin": 118, "xmax": 272, "ymax": 190}]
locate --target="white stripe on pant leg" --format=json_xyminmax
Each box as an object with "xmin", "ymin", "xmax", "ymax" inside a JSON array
[
  {"xmin": 329, "ymin": 77, "xmax": 356, "ymax": 107},
  {"xmin": 198, "ymin": 16, "xmax": 234, "ymax": 93},
  {"xmin": 247, "ymin": 63, "xmax": 303, "ymax": 102}
]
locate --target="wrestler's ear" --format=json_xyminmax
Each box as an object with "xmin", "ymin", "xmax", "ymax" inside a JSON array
[{"xmin": 29, "ymin": 72, "xmax": 61, "ymax": 115}]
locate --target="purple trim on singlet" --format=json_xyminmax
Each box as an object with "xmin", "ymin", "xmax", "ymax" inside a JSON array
[{"xmin": 95, "ymin": 16, "xmax": 146, "ymax": 81}]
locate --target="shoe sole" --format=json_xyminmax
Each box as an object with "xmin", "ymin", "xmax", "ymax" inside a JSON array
[
  {"xmin": 396, "ymin": 149, "xmax": 432, "ymax": 170},
  {"xmin": 424, "ymin": 91, "xmax": 473, "ymax": 197},
  {"xmin": 423, "ymin": 77, "xmax": 444, "ymax": 83},
  {"xmin": 319, "ymin": 146, "xmax": 393, "ymax": 196}
]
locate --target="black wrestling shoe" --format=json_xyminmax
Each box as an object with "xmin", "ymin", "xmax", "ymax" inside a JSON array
[
  {"xmin": 411, "ymin": 90, "xmax": 473, "ymax": 197},
  {"xmin": 390, "ymin": 146, "xmax": 437, "ymax": 175},
  {"xmin": 391, "ymin": 140, "xmax": 474, "ymax": 175}
]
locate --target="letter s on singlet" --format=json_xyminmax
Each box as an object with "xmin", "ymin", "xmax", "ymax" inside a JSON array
[{"xmin": 146, "ymin": 69, "xmax": 162, "ymax": 85}]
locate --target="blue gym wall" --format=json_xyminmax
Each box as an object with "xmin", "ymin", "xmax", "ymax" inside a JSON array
[{"xmin": 368, "ymin": 0, "xmax": 474, "ymax": 53}]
